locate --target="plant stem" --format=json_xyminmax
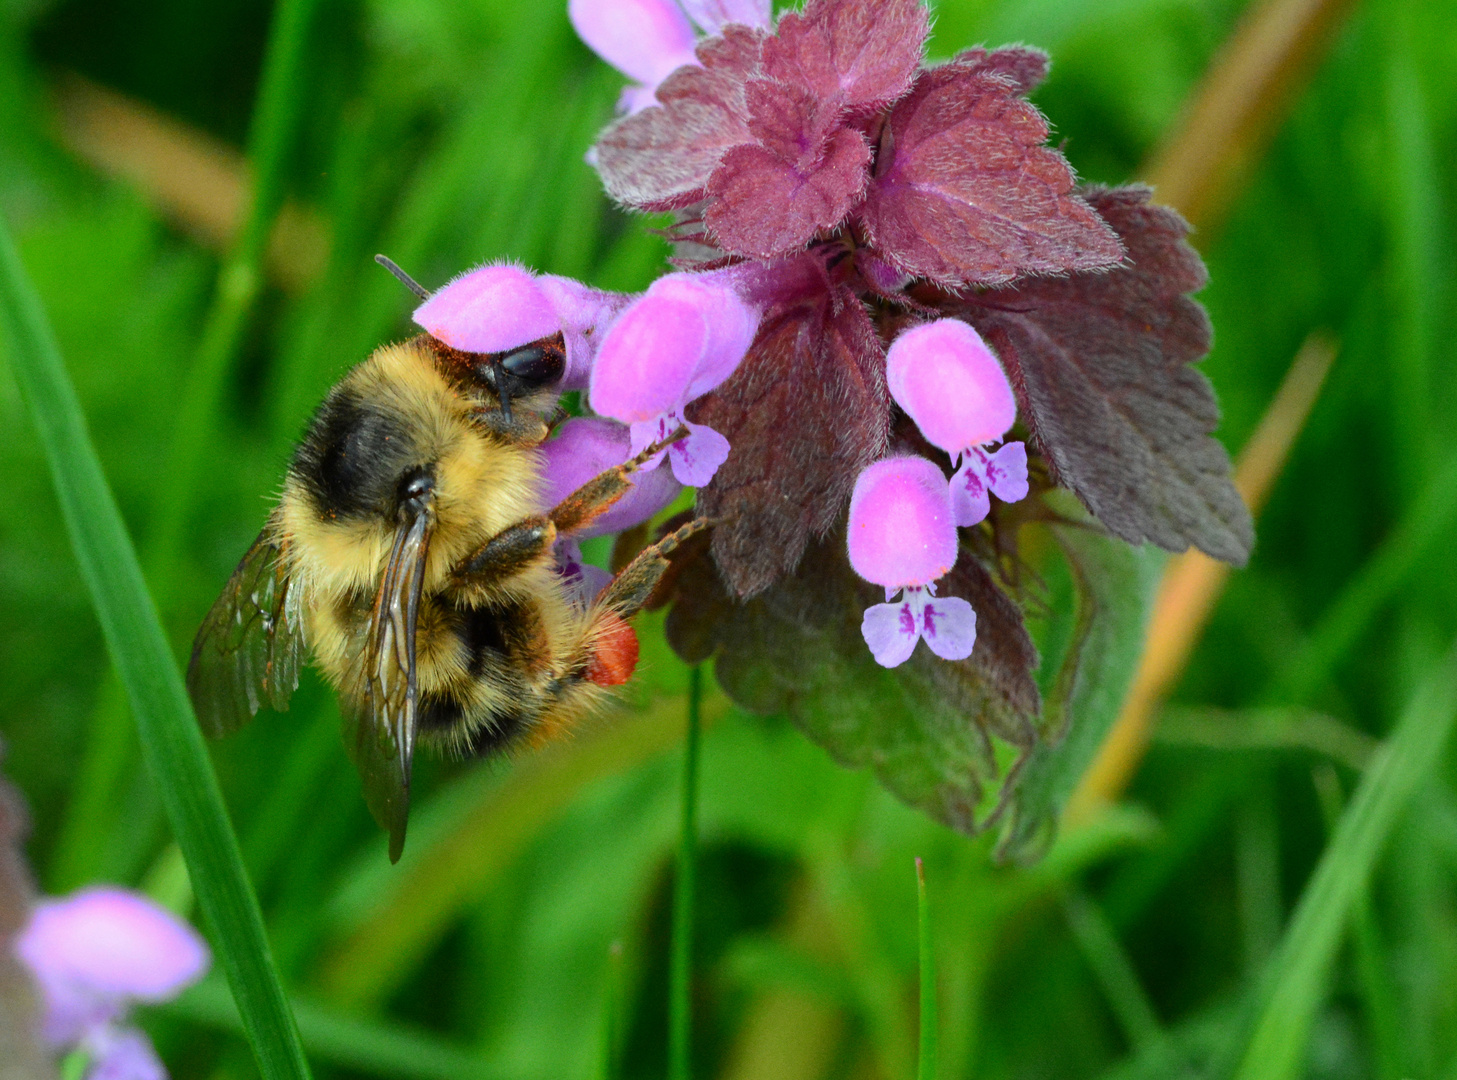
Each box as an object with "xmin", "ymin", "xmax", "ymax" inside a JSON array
[
  {"xmin": 669, "ymin": 666, "xmax": 702, "ymax": 1080},
  {"xmin": 917, "ymin": 857, "xmax": 938, "ymax": 1080}
]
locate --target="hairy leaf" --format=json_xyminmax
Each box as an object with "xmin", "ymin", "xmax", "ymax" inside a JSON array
[
  {"xmin": 950, "ymin": 45, "xmax": 1050, "ymax": 96},
  {"xmin": 593, "ymin": 26, "xmax": 763, "ymax": 210},
  {"xmin": 665, "ymin": 531, "xmax": 1040, "ymax": 834},
  {"xmin": 760, "ymin": 0, "xmax": 928, "ymax": 115},
  {"xmin": 860, "ymin": 64, "xmax": 1123, "ymax": 286},
  {"xmin": 693, "ymin": 265, "xmax": 889, "ymax": 596},
  {"xmin": 994, "ymin": 504, "xmax": 1163, "ymax": 860},
  {"xmin": 705, "ymin": 78, "xmax": 871, "ymax": 257},
  {"xmin": 963, "ymin": 185, "xmax": 1254, "ymax": 564}
]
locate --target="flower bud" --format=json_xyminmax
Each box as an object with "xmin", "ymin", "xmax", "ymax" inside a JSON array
[
  {"xmin": 847, "ymin": 456, "xmax": 957, "ymax": 589},
  {"xmin": 886, "ymin": 319, "xmax": 1017, "ymax": 454}
]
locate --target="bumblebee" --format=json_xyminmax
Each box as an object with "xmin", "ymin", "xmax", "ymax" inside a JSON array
[{"xmin": 188, "ymin": 260, "xmax": 700, "ymax": 861}]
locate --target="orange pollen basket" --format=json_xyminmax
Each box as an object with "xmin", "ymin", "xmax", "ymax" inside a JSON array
[{"xmin": 585, "ymin": 614, "xmax": 639, "ymax": 687}]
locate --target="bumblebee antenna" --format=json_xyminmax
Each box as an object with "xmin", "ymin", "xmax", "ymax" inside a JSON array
[{"xmin": 374, "ymin": 254, "xmax": 430, "ymax": 300}]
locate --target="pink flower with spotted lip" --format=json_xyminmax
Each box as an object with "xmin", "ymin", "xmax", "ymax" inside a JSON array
[
  {"xmin": 589, "ymin": 270, "xmax": 759, "ymax": 487},
  {"xmin": 569, "ymin": 0, "xmax": 772, "ymax": 113},
  {"xmin": 886, "ymin": 319, "xmax": 1029, "ymax": 527},
  {"xmin": 15, "ymin": 887, "xmax": 209, "ymax": 1079},
  {"xmin": 847, "ymin": 456, "xmax": 977, "ymax": 668},
  {"xmin": 413, "ymin": 262, "xmax": 628, "ymax": 391}
]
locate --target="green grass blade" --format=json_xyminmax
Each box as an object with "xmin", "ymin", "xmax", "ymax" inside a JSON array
[
  {"xmin": 1234, "ymin": 638, "xmax": 1457, "ymax": 1080},
  {"xmin": 1269, "ymin": 448, "xmax": 1457, "ymax": 704},
  {"xmin": 598, "ymin": 941, "xmax": 625, "ymax": 1080},
  {"xmin": 670, "ymin": 665, "xmax": 703, "ymax": 1080},
  {"xmin": 166, "ymin": 975, "xmax": 488, "ymax": 1080},
  {"xmin": 0, "ymin": 215, "xmax": 312, "ymax": 1080},
  {"xmin": 916, "ymin": 857, "xmax": 939, "ymax": 1080},
  {"xmin": 1062, "ymin": 888, "xmax": 1161, "ymax": 1050}
]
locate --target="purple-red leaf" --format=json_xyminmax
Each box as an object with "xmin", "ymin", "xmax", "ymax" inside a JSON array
[
  {"xmin": 693, "ymin": 266, "xmax": 890, "ymax": 596},
  {"xmin": 950, "ymin": 45, "xmax": 1051, "ymax": 97},
  {"xmin": 761, "ymin": 0, "xmax": 928, "ymax": 115},
  {"xmin": 860, "ymin": 64, "xmax": 1123, "ymax": 286},
  {"xmin": 593, "ymin": 26, "xmax": 764, "ymax": 210},
  {"xmin": 962, "ymin": 185, "xmax": 1253, "ymax": 564},
  {"xmin": 662, "ymin": 530, "xmax": 1040, "ymax": 835},
  {"xmin": 705, "ymin": 78, "xmax": 871, "ymax": 258}
]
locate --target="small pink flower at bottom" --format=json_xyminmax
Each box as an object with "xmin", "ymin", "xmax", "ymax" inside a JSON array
[
  {"xmin": 15, "ymin": 887, "xmax": 209, "ymax": 1080},
  {"xmin": 847, "ymin": 456, "xmax": 977, "ymax": 668},
  {"xmin": 886, "ymin": 318, "xmax": 1030, "ymax": 526},
  {"xmin": 861, "ymin": 583, "xmax": 978, "ymax": 668},
  {"xmin": 590, "ymin": 271, "xmax": 759, "ymax": 487}
]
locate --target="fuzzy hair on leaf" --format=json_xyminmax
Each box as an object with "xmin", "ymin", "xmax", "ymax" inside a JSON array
[
  {"xmin": 961, "ymin": 185, "xmax": 1254, "ymax": 564},
  {"xmin": 860, "ymin": 62, "xmax": 1124, "ymax": 286}
]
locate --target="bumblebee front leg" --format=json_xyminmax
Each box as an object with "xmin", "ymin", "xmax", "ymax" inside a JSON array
[
  {"xmin": 454, "ymin": 427, "xmax": 688, "ymax": 588},
  {"xmin": 452, "ymin": 518, "xmax": 557, "ymax": 585}
]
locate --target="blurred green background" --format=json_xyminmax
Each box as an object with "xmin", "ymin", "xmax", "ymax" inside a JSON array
[{"xmin": 1, "ymin": 0, "xmax": 1455, "ymax": 1077}]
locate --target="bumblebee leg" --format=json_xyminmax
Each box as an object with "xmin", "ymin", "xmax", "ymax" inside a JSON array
[
  {"xmin": 549, "ymin": 425, "xmax": 687, "ymax": 535},
  {"xmin": 598, "ymin": 517, "xmax": 712, "ymax": 617},
  {"xmin": 470, "ymin": 408, "xmax": 552, "ymax": 448},
  {"xmin": 452, "ymin": 517, "xmax": 557, "ymax": 584}
]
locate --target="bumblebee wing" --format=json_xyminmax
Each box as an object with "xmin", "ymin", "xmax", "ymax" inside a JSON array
[
  {"xmin": 343, "ymin": 510, "xmax": 433, "ymax": 863},
  {"xmin": 187, "ymin": 519, "xmax": 305, "ymax": 738}
]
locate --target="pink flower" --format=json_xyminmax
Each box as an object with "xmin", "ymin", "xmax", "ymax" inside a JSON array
[
  {"xmin": 886, "ymin": 319, "xmax": 1029, "ymax": 526},
  {"xmin": 540, "ymin": 417, "xmax": 683, "ymax": 536},
  {"xmin": 413, "ymin": 262, "xmax": 627, "ymax": 391},
  {"xmin": 589, "ymin": 270, "xmax": 759, "ymax": 487},
  {"xmin": 847, "ymin": 456, "xmax": 977, "ymax": 667},
  {"xmin": 569, "ymin": 0, "xmax": 772, "ymax": 113},
  {"xmin": 539, "ymin": 416, "xmax": 683, "ymax": 606},
  {"xmin": 15, "ymin": 887, "xmax": 209, "ymax": 1079}
]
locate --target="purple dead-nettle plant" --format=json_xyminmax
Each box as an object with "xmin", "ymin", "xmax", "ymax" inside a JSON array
[
  {"xmin": 491, "ymin": 0, "xmax": 1252, "ymax": 845},
  {"xmin": 15, "ymin": 888, "xmax": 209, "ymax": 1080}
]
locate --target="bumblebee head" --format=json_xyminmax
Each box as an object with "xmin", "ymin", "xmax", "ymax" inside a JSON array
[{"xmin": 473, "ymin": 335, "xmax": 567, "ymax": 423}]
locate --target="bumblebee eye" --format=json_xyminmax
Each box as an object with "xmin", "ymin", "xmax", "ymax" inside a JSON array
[{"xmin": 499, "ymin": 344, "xmax": 564, "ymax": 388}]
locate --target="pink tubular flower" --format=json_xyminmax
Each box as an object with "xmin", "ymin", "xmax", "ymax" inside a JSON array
[
  {"xmin": 540, "ymin": 416, "xmax": 684, "ymax": 606},
  {"xmin": 15, "ymin": 887, "xmax": 210, "ymax": 1079},
  {"xmin": 570, "ymin": 0, "xmax": 772, "ymax": 113},
  {"xmin": 413, "ymin": 262, "xmax": 627, "ymax": 390},
  {"xmin": 886, "ymin": 319, "xmax": 1029, "ymax": 527},
  {"xmin": 589, "ymin": 270, "xmax": 759, "ymax": 487},
  {"xmin": 847, "ymin": 456, "xmax": 976, "ymax": 668}
]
